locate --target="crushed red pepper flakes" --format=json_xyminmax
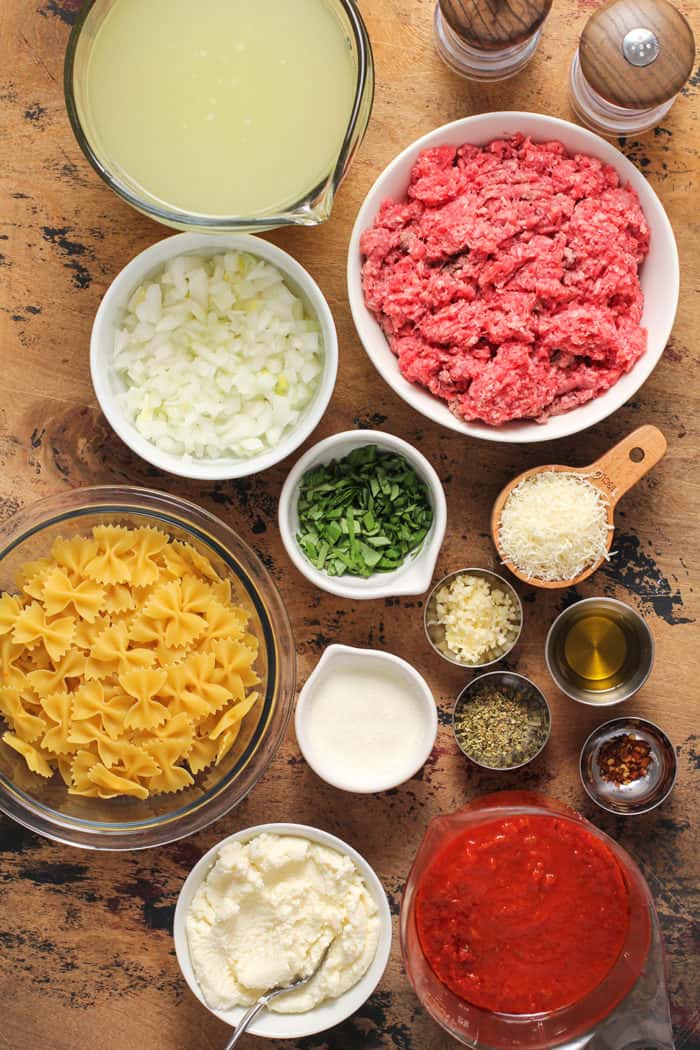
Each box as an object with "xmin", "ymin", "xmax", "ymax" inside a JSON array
[{"xmin": 598, "ymin": 733, "xmax": 653, "ymax": 785}]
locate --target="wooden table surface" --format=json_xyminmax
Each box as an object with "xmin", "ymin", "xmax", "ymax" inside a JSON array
[{"xmin": 0, "ymin": 1, "xmax": 698, "ymax": 1048}]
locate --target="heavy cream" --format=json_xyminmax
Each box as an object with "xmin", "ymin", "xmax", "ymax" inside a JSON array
[
  {"xmin": 303, "ymin": 660, "xmax": 433, "ymax": 791},
  {"xmin": 185, "ymin": 833, "xmax": 379, "ymax": 1014}
]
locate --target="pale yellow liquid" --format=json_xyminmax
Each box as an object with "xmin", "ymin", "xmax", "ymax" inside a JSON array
[
  {"xmin": 85, "ymin": 0, "xmax": 357, "ymax": 216},
  {"xmin": 562, "ymin": 614, "xmax": 632, "ymax": 692}
]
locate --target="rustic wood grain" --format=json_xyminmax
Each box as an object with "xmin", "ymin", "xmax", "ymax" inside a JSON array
[{"xmin": 0, "ymin": 1, "xmax": 699, "ymax": 1049}]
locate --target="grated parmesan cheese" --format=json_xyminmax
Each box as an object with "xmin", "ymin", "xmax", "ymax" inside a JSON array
[
  {"xmin": 428, "ymin": 573, "xmax": 521, "ymax": 665},
  {"xmin": 498, "ymin": 471, "xmax": 611, "ymax": 583}
]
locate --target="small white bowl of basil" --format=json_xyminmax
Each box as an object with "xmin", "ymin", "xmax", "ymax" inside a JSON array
[{"xmin": 278, "ymin": 429, "xmax": 447, "ymax": 599}]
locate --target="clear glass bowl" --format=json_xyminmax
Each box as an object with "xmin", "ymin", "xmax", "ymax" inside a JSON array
[
  {"xmin": 64, "ymin": 0, "xmax": 374, "ymax": 232},
  {"xmin": 401, "ymin": 791, "xmax": 653, "ymax": 1049},
  {"xmin": 0, "ymin": 486, "xmax": 296, "ymax": 850}
]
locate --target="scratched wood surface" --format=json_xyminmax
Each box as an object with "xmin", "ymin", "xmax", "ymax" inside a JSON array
[{"xmin": 0, "ymin": 2, "xmax": 698, "ymax": 1049}]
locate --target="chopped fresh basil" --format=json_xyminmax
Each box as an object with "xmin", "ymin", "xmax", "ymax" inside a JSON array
[{"xmin": 295, "ymin": 444, "xmax": 434, "ymax": 578}]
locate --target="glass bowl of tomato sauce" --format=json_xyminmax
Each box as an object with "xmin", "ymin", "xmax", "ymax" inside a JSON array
[{"xmin": 400, "ymin": 791, "xmax": 659, "ymax": 1049}]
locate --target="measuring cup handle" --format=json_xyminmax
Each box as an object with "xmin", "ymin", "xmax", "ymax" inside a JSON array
[{"xmin": 588, "ymin": 425, "xmax": 668, "ymax": 504}]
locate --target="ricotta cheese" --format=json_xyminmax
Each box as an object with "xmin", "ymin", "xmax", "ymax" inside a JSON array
[{"xmin": 185, "ymin": 833, "xmax": 380, "ymax": 1014}]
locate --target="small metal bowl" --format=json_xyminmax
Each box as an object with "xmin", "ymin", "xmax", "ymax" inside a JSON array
[
  {"xmin": 424, "ymin": 568, "xmax": 523, "ymax": 668},
  {"xmin": 580, "ymin": 717, "xmax": 677, "ymax": 815},
  {"xmin": 452, "ymin": 671, "xmax": 551, "ymax": 771},
  {"xmin": 545, "ymin": 597, "xmax": 654, "ymax": 707}
]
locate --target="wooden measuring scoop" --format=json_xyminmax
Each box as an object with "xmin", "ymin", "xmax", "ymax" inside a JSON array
[{"xmin": 491, "ymin": 425, "xmax": 668, "ymax": 590}]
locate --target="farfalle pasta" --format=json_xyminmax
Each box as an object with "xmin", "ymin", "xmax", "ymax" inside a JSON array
[{"xmin": 0, "ymin": 525, "xmax": 260, "ymax": 799}]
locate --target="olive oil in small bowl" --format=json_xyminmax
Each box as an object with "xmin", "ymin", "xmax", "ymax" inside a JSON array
[{"xmin": 545, "ymin": 597, "xmax": 654, "ymax": 706}]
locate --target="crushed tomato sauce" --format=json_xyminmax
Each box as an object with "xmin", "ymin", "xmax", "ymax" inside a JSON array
[
  {"xmin": 360, "ymin": 135, "xmax": 650, "ymax": 426},
  {"xmin": 415, "ymin": 815, "xmax": 630, "ymax": 1015}
]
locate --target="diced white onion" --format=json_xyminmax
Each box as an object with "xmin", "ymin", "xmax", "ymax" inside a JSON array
[{"xmin": 113, "ymin": 251, "xmax": 324, "ymax": 460}]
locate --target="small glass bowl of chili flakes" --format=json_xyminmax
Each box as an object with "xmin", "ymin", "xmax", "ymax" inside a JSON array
[{"xmin": 580, "ymin": 716, "xmax": 677, "ymax": 815}]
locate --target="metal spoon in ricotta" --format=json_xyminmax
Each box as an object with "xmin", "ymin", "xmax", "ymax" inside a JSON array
[{"xmin": 223, "ymin": 941, "xmax": 334, "ymax": 1049}]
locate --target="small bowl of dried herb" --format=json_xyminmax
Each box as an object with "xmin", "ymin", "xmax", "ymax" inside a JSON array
[
  {"xmin": 278, "ymin": 430, "xmax": 447, "ymax": 599},
  {"xmin": 579, "ymin": 716, "xmax": 677, "ymax": 815},
  {"xmin": 453, "ymin": 672, "xmax": 551, "ymax": 771}
]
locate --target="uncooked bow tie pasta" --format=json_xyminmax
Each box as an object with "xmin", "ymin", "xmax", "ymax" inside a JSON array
[{"xmin": 0, "ymin": 525, "xmax": 260, "ymax": 799}]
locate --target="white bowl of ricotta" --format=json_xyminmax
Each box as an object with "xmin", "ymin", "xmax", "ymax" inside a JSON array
[{"xmin": 173, "ymin": 824, "xmax": 393, "ymax": 1039}]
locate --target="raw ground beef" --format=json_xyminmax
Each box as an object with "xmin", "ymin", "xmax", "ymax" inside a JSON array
[{"xmin": 360, "ymin": 135, "xmax": 650, "ymax": 426}]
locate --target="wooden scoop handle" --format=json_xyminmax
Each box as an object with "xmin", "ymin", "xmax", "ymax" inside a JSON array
[{"xmin": 587, "ymin": 424, "xmax": 667, "ymax": 508}]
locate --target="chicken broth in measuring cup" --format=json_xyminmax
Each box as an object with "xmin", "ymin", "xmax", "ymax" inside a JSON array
[{"xmin": 79, "ymin": 0, "xmax": 358, "ymax": 218}]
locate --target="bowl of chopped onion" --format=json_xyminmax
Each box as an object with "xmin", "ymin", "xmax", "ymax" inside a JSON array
[{"xmin": 91, "ymin": 233, "xmax": 338, "ymax": 480}]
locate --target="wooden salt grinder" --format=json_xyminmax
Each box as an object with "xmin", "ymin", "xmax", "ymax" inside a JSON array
[
  {"xmin": 434, "ymin": 0, "xmax": 553, "ymax": 81},
  {"xmin": 570, "ymin": 0, "xmax": 695, "ymax": 136}
]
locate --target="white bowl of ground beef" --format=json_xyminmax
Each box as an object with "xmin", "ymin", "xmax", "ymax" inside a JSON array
[{"xmin": 347, "ymin": 112, "xmax": 678, "ymax": 443}]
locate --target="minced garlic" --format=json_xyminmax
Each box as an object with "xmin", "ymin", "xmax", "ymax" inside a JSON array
[{"xmin": 429, "ymin": 573, "xmax": 521, "ymax": 665}]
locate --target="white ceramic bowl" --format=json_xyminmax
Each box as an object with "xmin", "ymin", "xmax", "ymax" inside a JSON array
[
  {"xmin": 91, "ymin": 232, "xmax": 338, "ymax": 479},
  {"xmin": 347, "ymin": 112, "xmax": 679, "ymax": 444},
  {"xmin": 278, "ymin": 429, "xmax": 447, "ymax": 599},
  {"xmin": 173, "ymin": 822, "xmax": 393, "ymax": 1040},
  {"xmin": 295, "ymin": 644, "xmax": 438, "ymax": 792}
]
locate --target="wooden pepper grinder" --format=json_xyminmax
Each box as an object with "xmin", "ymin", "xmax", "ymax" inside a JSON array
[
  {"xmin": 570, "ymin": 0, "xmax": 695, "ymax": 136},
  {"xmin": 434, "ymin": 0, "xmax": 553, "ymax": 81}
]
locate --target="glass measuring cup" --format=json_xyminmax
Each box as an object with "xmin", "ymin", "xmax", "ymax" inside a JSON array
[
  {"xmin": 65, "ymin": 0, "xmax": 374, "ymax": 233},
  {"xmin": 401, "ymin": 791, "xmax": 674, "ymax": 1049}
]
